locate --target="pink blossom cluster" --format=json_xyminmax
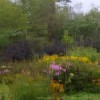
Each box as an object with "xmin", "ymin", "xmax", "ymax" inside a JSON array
[{"xmin": 50, "ymin": 62, "xmax": 66, "ymax": 75}]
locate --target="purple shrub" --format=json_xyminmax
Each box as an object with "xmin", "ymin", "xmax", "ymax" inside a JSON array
[
  {"xmin": 1, "ymin": 40, "xmax": 32, "ymax": 62},
  {"xmin": 42, "ymin": 42, "xmax": 66, "ymax": 56}
]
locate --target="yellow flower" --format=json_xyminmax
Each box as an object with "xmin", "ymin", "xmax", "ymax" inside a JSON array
[
  {"xmin": 60, "ymin": 56, "xmax": 66, "ymax": 60},
  {"xmin": 59, "ymin": 83, "xmax": 64, "ymax": 92},
  {"xmin": 81, "ymin": 57, "xmax": 90, "ymax": 63},
  {"xmin": 50, "ymin": 80, "xmax": 57, "ymax": 92},
  {"xmin": 95, "ymin": 83, "xmax": 100, "ymax": 86},
  {"xmin": 50, "ymin": 80, "xmax": 64, "ymax": 93},
  {"xmin": 66, "ymin": 56, "xmax": 69, "ymax": 60},
  {"xmin": 70, "ymin": 56, "xmax": 77, "ymax": 60},
  {"xmin": 40, "ymin": 55, "xmax": 95, "ymax": 65},
  {"xmin": 56, "ymin": 96, "xmax": 61, "ymax": 100}
]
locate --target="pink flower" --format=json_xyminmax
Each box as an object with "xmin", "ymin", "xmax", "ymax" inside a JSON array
[
  {"xmin": 55, "ymin": 71, "xmax": 60, "ymax": 75},
  {"xmin": 50, "ymin": 63, "xmax": 61, "ymax": 71},
  {"xmin": 62, "ymin": 68, "xmax": 66, "ymax": 72},
  {"xmin": 50, "ymin": 62, "xmax": 66, "ymax": 76}
]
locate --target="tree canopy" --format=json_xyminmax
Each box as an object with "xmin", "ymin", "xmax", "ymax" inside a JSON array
[{"xmin": 0, "ymin": 0, "xmax": 100, "ymax": 61}]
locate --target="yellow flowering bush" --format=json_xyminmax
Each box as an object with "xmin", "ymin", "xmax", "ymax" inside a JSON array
[{"xmin": 38, "ymin": 54, "xmax": 96, "ymax": 65}]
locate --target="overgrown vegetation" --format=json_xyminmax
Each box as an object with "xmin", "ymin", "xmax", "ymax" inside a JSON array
[{"xmin": 0, "ymin": 0, "xmax": 100, "ymax": 99}]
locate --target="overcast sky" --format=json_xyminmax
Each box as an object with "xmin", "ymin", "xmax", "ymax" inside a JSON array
[
  {"xmin": 12, "ymin": 0, "xmax": 100, "ymax": 13},
  {"xmin": 69, "ymin": 0, "xmax": 100, "ymax": 13}
]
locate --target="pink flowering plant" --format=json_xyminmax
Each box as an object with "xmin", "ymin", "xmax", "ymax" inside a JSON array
[
  {"xmin": 50, "ymin": 62, "xmax": 69, "ymax": 84},
  {"xmin": 49, "ymin": 61, "xmax": 99, "ymax": 93}
]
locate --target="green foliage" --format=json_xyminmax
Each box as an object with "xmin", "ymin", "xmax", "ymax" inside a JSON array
[
  {"xmin": 11, "ymin": 75, "xmax": 51, "ymax": 100},
  {"xmin": 0, "ymin": 84, "xmax": 10, "ymax": 100},
  {"xmin": 0, "ymin": 0, "xmax": 27, "ymax": 30},
  {"xmin": 0, "ymin": 0, "xmax": 27, "ymax": 49},
  {"xmin": 0, "ymin": 75, "xmax": 14, "ymax": 85},
  {"xmin": 62, "ymin": 30, "xmax": 74, "ymax": 49},
  {"xmin": 65, "ymin": 9, "xmax": 100, "ymax": 47},
  {"xmin": 68, "ymin": 47, "xmax": 100, "ymax": 62},
  {"xmin": 63, "ymin": 92, "xmax": 100, "ymax": 100},
  {"xmin": 20, "ymin": 0, "xmax": 67, "ymax": 41},
  {"xmin": 64, "ymin": 64, "xmax": 100, "ymax": 94}
]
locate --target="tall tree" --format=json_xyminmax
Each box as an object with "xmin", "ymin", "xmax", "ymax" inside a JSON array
[
  {"xmin": 0, "ymin": 0, "xmax": 27, "ymax": 32},
  {"xmin": 64, "ymin": 7, "xmax": 100, "ymax": 49},
  {"xmin": 0, "ymin": 0, "xmax": 27, "ymax": 48},
  {"xmin": 19, "ymin": 0, "xmax": 70, "ymax": 41}
]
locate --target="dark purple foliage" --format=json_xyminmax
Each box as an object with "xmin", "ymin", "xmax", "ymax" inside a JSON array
[
  {"xmin": 1, "ymin": 40, "xmax": 32, "ymax": 62},
  {"xmin": 42, "ymin": 42, "xmax": 66, "ymax": 56}
]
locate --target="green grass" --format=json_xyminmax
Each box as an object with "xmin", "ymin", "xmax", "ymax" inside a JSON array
[
  {"xmin": 0, "ymin": 84, "xmax": 10, "ymax": 100},
  {"xmin": 0, "ymin": 83, "xmax": 100, "ymax": 100},
  {"xmin": 63, "ymin": 93, "xmax": 100, "ymax": 100}
]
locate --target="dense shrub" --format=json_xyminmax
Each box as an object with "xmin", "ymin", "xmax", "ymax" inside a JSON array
[
  {"xmin": 93, "ymin": 37, "xmax": 100, "ymax": 52},
  {"xmin": 1, "ymin": 40, "xmax": 32, "ymax": 62},
  {"xmin": 30, "ymin": 41, "xmax": 66, "ymax": 59},
  {"xmin": 42, "ymin": 42, "xmax": 66, "ymax": 56},
  {"xmin": 64, "ymin": 63, "xmax": 100, "ymax": 94}
]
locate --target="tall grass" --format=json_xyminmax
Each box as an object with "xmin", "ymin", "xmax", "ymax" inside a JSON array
[
  {"xmin": 0, "ymin": 84, "xmax": 10, "ymax": 100},
  {"xmin": 11, "ymin": 74, "xmax": 51, "ymax": 100}
]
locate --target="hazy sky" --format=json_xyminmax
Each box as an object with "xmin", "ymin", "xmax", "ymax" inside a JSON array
[
  {"xmin": 69, "ymin": 0, "xmax": 100, "ymax": 13},
  {"xmin": 12, "ymin": 0, "xmax": 100, "ymax": 13}
]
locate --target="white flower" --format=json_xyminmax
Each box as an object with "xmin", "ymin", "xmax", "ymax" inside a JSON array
[
  {"xmin": 70, "ymin": 73, "xmax": 74, "ymax": 77},
  {"xmin": 2, "ymin": 65, "xmax": 6, "ymax": 68}
]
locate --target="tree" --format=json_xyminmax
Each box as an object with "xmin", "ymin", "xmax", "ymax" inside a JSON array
[
  {"xmin": 62, "ymin": 30, "xmax": 74, "ymax": 51},
  {"xmin": 0, "ymin": 0, "xmax": 27, "ymax": 49},
  {"xmin": 0, "ymin": 0, "xmax": 27, "ymax": 32},
  {"xmin": 64, "ymin": 7, "xmax": 100, "ymax": 50},
  {"xmin": 19, "ymin": 0, "xmax": 71, "ymax": 41}
]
